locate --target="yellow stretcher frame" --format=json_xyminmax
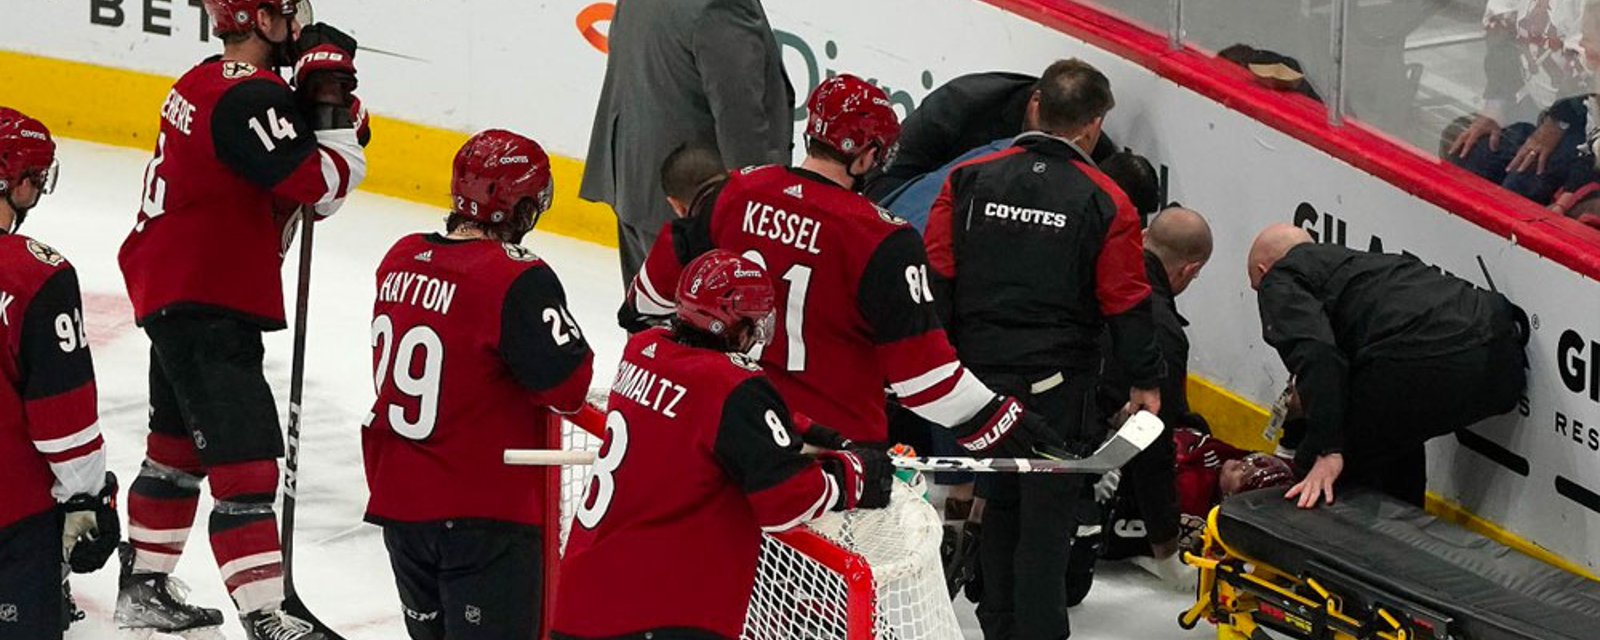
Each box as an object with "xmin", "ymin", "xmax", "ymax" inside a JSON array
[{"xmin": 1177, "ymin": 507, "xmax": 1444, "ymax": 640}]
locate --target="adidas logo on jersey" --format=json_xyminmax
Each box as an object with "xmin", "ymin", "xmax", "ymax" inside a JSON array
[
  {"xmin": 641, "ymin": 343, "xmax": 658, "ymax": 359},
  {"xmin": 784, "ymin": 183, "xmax": 804, "ymax": 199},
  {"xmin": 414, "ymin": 250, "xmax": 433, "ymax": 263}
]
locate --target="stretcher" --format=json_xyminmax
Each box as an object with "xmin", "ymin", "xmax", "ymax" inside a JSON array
[{"xmin": 1179, "ymin": 488, "xmax": 1600, "ymax": 640}]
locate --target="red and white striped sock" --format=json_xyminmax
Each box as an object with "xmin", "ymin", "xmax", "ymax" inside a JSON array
[
  {"xmin": 208, "ymin": 460, "xmax": 284, "ymax": 614},
  {"xmin": 127, "ymin": 433, "xmax": 204, "ymax": 574}
]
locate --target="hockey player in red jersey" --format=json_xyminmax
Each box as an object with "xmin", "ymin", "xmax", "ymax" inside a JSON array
[
  {"xmin": 365, "ymin": 129, "xmax": 595, "ymax": 640},
  {"xmin": 115, "ymin": 2, "xmax": 368, "ymax": 638},
  {"xmin": 621, "ymin": 75, "xmax": 1058, "ymax": 458},
  {"xmin": 0, "ymin": 108, "xmax": 120, "ymax": 640},
  {"xmin": 556, "ymin": 250, "xmax": 895, "ymax": 639}
]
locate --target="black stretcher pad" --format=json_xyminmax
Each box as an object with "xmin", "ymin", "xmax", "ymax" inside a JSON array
[{"xmin": 1217, "ymin": 489, "xmax": 1600, "ymax": 640}]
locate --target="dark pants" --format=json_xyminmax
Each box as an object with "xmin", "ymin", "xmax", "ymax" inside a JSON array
[
  {"xmin": 976, "ymin": 369, "xmax": 1098, "ymax": 640},
  {"xmin": 0, "ymin": 511, "xmax": 64, "ymax": 640},
  {"xmin": 1453, "ymin": 119, "xmax": 1595, "ymax": 205},
  {"xmin": 1334, "ymin": 310, "xmax": 1527, "ymax": 507},
  {"xmin": 384, "ymin": 523, "xmax": 543, "ymax": 640},
  {"xmin": 146, "ymin": 313, "xmax": 284, "ymax": 466},
  {"xmin": 617, "ymin": 219, "xmax": 662, "ymax": 291}
]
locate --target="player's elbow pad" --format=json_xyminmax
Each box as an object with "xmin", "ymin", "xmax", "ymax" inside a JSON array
[{"xmin": 748, "ymin": 467, "xmax": 838, "ymax": 533}]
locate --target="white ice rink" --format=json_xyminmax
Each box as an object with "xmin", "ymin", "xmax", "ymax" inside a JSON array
[{"xmin": 45, "ymin": 138, "xmax": 1210, "ymax": 639}]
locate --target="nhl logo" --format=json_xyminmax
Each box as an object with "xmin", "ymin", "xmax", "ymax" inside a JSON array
[
  {"xmin": 1032, "ymin": 162, "xmax": 1047, "ymax": 174},
  {"xmin": 464, "ymin": 605, "xmax": 482, "ymax": 626},
  {"xmin": 709, "ymin": 320, "xmax": 725, "ymax": 334},
  {"xmin": 0, "ymin": 603, "xmax": 16, "ymax": 623},
  {"xmin": 26, "ymin": 239, "xmax": 64, "ymax": 267}
]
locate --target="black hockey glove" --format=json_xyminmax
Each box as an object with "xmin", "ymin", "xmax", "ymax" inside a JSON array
[
  {"xmin": 293, "ymin": 23, "xmax": 359, "ymax": 108},
  {"xmin": 953, "ymin": 395, "xmax": 1062, "ymax": 459},
  {"xmin": 818, "ymin": 447, "xmax": 893, "ymax": 510},
  {"xmin": 61, "ymin": 471, "xmax": 120, "ymax": 573}
]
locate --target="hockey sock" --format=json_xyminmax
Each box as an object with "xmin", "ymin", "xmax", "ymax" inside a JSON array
[
  {"xmin": 207, "ymin": 460, "xmax": 284, "ymax": 614},
  {"xmin": 128, "ymin": 433, "xmax": 206, "ymax": 574}
]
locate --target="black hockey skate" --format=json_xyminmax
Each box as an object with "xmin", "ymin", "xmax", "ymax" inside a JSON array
[
  {"xmin": 115, "ymin": 543, "xmax": 226, "ymax": 639},
  {"xmin": 242, "ymin": 608, "xmax": 328, "ymax": 640}
]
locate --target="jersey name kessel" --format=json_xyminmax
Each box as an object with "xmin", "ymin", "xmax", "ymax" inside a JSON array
[
  {"xmin": 741, "ymin": 200, "xmax": 822, "ymax": 255},
  {"xmin": 611, "ymin": 359, "xmax": 687, "ymax": 418}
]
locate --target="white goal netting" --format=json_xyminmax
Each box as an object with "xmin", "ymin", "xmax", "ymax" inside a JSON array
[{"xmin": 557, "ymin": 419, "xmax": 961, "ymax": 640}]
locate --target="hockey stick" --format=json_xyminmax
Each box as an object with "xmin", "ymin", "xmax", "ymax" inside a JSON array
[
  {"xmin": 278, "ymin": 211, "xmax": 349, "ymax": 639},
  {"xmin": 507, "ymin": 411, "xmax": 1164, "ymax": 475}
]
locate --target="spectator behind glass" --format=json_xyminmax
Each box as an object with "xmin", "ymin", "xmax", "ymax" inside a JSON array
[
  {"xmin": 1445, "ymin": 0, "xmax": 1596, "ymax": 206},
  {"xmin": 866, "ymin": 71, "xmax": 1117, "ymax": 201},
  {"xmin": 659, "ymin": 142, "xmax": 726, "ymax": 218}
]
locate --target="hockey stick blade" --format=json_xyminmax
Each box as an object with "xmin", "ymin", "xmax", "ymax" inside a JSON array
[{"xmin": 282, "ymin": 594, "xmax": 349, "ymax": 640}]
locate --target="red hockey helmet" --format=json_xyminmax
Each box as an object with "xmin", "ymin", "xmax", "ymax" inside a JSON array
[
  {"xmin": 451, "ymin": 129, "xmax": 555, "ymax": 229},
  {"xmin": 676, "ymin": 250, "xmax": 776, "ymax": 348},
  {"xmin": 1233, "ymin": 454, "xmax": 1295, "ymax": 494},
  {"xmin": 0, "ymin": 108, "xmax": 58, "ymax": 198},
  {"xmin": 805, "ymin": 74, "xmax": 902, "ymax": 161},
  {"xmin": 203, "ymin": 0, "xmax": 308, "ymax": 37}
]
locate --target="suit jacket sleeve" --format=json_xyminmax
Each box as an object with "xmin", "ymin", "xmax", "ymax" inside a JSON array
[{"xmin": 694, "ymin": 0, "xmax": 787, "ymax": 168}]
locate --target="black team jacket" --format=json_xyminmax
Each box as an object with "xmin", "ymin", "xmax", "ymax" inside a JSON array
[{"xmin": 925, "ymin": 132, "xmax": 1161, "ymax": 390}]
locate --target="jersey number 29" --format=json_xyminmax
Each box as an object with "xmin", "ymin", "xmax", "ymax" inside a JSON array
[{"xmin": 371, "ymin": 314, "xmax": 444, "ymax": 440}]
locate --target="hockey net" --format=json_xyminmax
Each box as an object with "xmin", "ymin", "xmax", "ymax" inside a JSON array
[{"xmin": 544, "ymin": 410, "xmax": 961, "ymax": 640}]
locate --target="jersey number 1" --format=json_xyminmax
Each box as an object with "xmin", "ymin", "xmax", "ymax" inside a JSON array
[{"xmin": 741, "ymin": 251, "xmax": 812, "ymax": 372}]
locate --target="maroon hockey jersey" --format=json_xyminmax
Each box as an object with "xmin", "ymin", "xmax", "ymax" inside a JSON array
[
  {"xmin": 363, "ymin": 234, "xmax": 593, "ymax": 528},
  {"xmin": 0, "ymin": 234, "xmax": 103, "ymax": 529},
  {"xmin": 627, "ymin": 165, "xmax": 996, "ymax": 443},
  {"xmin": 554, "ymin": 328, "xmax": 844, "ymax": 638},
  {"xmin": 120, "ymin": 57, "xmax": 366, "ymax": 329}
]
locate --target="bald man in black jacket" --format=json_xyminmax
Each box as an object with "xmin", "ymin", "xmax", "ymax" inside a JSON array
[{"xmin": 1247, "ymin": 225, "xmax": 1527, "ymax": 509}]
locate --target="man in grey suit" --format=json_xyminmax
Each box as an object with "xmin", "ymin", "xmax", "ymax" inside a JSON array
[{"xmin": 581, "ymin": 0, "xmax": 794, "ymax": 289}]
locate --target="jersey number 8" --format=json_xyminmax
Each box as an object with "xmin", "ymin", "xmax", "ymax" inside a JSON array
[
  {"xmin": 371, "ymin": 314, "xmax": 444, "ymax": 441},
  {"xmin": 575, "ymin": 410, "xmax": 630, "ymax": 529}
]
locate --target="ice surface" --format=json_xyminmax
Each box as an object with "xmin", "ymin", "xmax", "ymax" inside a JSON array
[{"xmin": 44, "ymin": 138, "xmax": 1210, "ymax": 639}]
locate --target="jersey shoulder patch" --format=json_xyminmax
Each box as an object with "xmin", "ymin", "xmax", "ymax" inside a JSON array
[
  {"xmin": 502, "ymin": 243, "xmax": 541, "ymax": 263},
  {"xmin": 726, "ymin": 352, "xmax": 763, "ymax": 372},
  {"xmin": 221, "ymin": 60, "xmax": 259, "ymax": 79},
  {"xmin": 26, "ymin": 239, "xmax": 66, "ymax": 267},
  {"xmin": 874, "ymin": 204, "xmax": 908, "ymax": 226}
]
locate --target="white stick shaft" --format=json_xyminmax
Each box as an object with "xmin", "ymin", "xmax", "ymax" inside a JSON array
[{"xmin": 502, "ymin": 449, "xmax": 597, "ymax": 466}]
